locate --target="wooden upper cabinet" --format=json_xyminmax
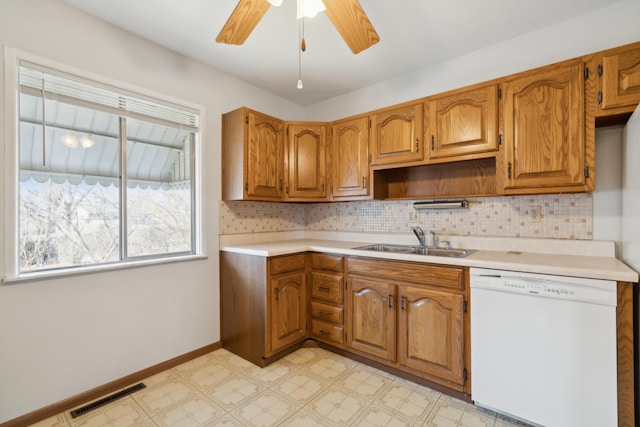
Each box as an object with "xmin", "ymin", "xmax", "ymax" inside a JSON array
[
  {"xmin": 370, "ymin": 101, "xmax": 424, "ymax": 166},
  {"xmin": 222, "ymin": 108, "xmax": 285, "ymax": 201},
  {"xmin": 331, "ymin": 115, "xmax": 371, "ymax": 199},
  {"xmin": 502, "ymin": 59, "xmax": 587, "ymax": 191},
  {"xmin": 427, "ymin": 83, "xmax": 499, "ymax": 160},
  {"xmin": 397, "ymin": 285, "xmax": 465, "ymax": 387},
  {"xmin": 286, "ymin": 122, "xmax": 327, "ymax": 201},
  {"xmin": 598, "ymin": 41, "xmax": 640, "ymax": 117}
]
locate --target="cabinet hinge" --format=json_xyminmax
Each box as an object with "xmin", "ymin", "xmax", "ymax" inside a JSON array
[
  {"xmin": 597, "ymin": 91, "xmax": 603, "ymax": 105},
  {"xmin": 497, "ymin": 88, "xmax": 502, "ymax": 99},
  {"xmin": 463, "ymin": 368, "xmax": 468, "ymax": 381},
  {"xmin": 597, "ymin": 64, "xmax": 603, "ymax": 77},
  {"xmin": 245, "ymin": 116, "xmax": 249, "ymax": 124},
  {"xmin": 584, "ymin": 166, "xmax": 590, "ymax": 178},
  {"xmin": 584, "ymin": 67, "xmax": 589, "ymax": 80},
  {"xmin": 463, "ymin": 301, "xmax": 468, "ymax": 313},
  {"xmin": 498, "ymin": 134, "xmax": 502, "ymax": 146}
]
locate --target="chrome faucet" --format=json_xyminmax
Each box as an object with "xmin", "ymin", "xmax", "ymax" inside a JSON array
[
  {"xmin": 412, "ymin": 226, "xmax": 426, "ymax": 247},
  {"xmin": 429, "ymin": 230, "xmax": 439, "ymax": 249}
]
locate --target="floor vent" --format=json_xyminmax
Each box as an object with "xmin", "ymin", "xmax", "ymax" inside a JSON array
[{"xmin": 69, "ymin": 382, "xmax": 146, "ymax": 418}]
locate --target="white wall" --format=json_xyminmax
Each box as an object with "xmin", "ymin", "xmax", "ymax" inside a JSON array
[
  {"xmin": 622, "ymin": 106, "xmax": 640, "ymax": 272},
  {"xmin": 593, "ymin": 127, "xmax": 624, "ymax": 247},
  {"xmin": 306, "ymin": 0, "xmax": 640, "ymax": 121},
  {"xmin": 0, "ymin": 0, "xmax": 304, "ymax": 422}
]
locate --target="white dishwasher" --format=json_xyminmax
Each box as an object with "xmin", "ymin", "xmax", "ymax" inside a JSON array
[{"xmin": 470, "ymin": 267, "xmax": 617, "ymax": 427}]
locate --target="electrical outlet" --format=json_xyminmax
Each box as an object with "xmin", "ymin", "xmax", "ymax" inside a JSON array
[
  {"xmin": 408, "ymin": 211, "xmax": 419, "ymax": 223},
  {"xmin": 529, "ymin": 206, "xmax": 541, "ymax": 223}
]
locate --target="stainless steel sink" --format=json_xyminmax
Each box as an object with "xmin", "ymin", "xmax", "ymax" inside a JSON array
[{"xmin": 354, "ymin": 244, "xmax": 476, "ymax": 258}]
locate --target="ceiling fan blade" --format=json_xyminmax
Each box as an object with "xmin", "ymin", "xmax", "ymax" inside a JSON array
[
  {"xmin": 322, "ymin": 0, "xmax": 380, "ymax": 54},
  {"xmin": 216, "ymin": 0, "xmax": 271, "ymax": 45}
]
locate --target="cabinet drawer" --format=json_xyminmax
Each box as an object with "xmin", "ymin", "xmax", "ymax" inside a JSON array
[
  {"xmin": 311, "ymin": 319, "xmax": 344, "ymax": 345},
  {"xmin": 311, "ymin": 253, "xmax": 344, "ymax": 272},
  {"xmin": 270, "ymin": 254, "xmax": 306, "ymax": 275},
  {"xmin": 311, "ymin": 272, "xmax": 344, "ymax": 303},
  {"xmin": 311, "ymin": 301, "xmax": 343, "ymax": 324},
  {"xmin": 347, "ymin": 257, "xmax": 464, "ymax": 290}
]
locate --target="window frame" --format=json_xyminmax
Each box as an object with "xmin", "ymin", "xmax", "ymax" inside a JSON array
[{"xmin": 3, "ymin": 47, "xmax": 206, "ymax": 282}]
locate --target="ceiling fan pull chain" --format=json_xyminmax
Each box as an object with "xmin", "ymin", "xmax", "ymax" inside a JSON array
[{"xmin": 297, "ymin": 6, "xmax": 304, "ymax": 89}]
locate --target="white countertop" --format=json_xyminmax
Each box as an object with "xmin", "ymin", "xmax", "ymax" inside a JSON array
[{"xmin": 219, "ymin": 233, "xmax": 639, "ymax": 283}]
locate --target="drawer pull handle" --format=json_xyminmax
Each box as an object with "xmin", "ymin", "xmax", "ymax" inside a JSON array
[
  {"xmin": 319, "ymin": 330, "xmax": 331, "ymax": 335},
  {"xmin": 319, "ymin": 286, "xmax": 330, "ymax": 292},
  {"xmin": 319, "ymin": 311, "xmax": 331, "ymax": 317},
  {"xmin": 388, "ymin": 294, "xmax": 393, "ymax": 308}
]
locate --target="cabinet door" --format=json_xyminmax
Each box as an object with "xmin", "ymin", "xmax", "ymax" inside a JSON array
[
  {"xmin": 599, "ymin": 43, "xmax": 640, "ymax": 114},
  {"xmin": 269, "ymin": 271, "xmax": 307, "ymax": 354},
  {"xmin": 346, "ymin": 277, "xmax": 396, "ymax": 362},
  {"xmin": 246, "ymin": 110, "xmax": 285, "ymax": 199},
  {"xmin": 397, "ymin": 285, "xmax": 465, "ymax": 387},
  {"xmin": 286, "ymin": 123, "xmax": 327, "ymax": 200},
  {"xmin": 332, "ymin": 115, "xmax": 370, "ymax": 199},
  {"xmin": 370, "ymin": 102, "xmax": 424, "ymax": 165},
  {"xmin": 503, "ymin": 60, "xmax": 586, "ymax": 190},
  {"xmin": 428, "ymin": 83, "xmax": 498, "ymax": 159}
]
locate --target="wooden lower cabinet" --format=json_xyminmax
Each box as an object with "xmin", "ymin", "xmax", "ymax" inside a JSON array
[
  {"xmin": 397, "ymin": 285, "xmax": 465, "ymax": 386},
  {"xmin": 347, "ymin": 277, "xmax": 396, "ymax": 362},
  {"xmin": 220, "ymin": 252, "xmax": 307, "ymax": 367},
  {"xmin": 346, "ymin": 257, "xmax": 468, "ymax": 392},
  {"xmin": 269, "ymin": 270, "xmax": 307, "ymax": 354},
  {"xmin": 309, "ymin": 253, "xmax": 346, "ymax": 347}
]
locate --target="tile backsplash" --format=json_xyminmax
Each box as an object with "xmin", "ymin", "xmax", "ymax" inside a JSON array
[{"xmin": 220, "ymin": 193, "xmax": 593, "ymax": 240}]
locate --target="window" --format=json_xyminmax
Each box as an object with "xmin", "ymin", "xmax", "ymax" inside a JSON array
[{"xmin": 9, "ymin": 56, "xmax": 201, "ymax": 276}]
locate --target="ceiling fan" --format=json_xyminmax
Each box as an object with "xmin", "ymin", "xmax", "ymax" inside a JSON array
[{"xmin": 216, "ymin": 0, "xmax": 380, "ymax": 54}]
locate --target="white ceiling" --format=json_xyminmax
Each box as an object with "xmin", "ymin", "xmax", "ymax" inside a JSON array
[{"xmin": 62, "ymin": 0, "xmax": 624, "ymax": 107}]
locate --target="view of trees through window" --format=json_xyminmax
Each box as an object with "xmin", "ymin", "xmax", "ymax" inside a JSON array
[{"xmin": 17, "ymin": 63, "xmax": 198, "ymax": 273}]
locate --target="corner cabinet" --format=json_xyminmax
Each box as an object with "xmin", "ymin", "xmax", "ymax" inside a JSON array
[
  {"xmin": 345, "ymin": 257, "xmax": 469, "ymax": 393},
  {"xmin": 222, "ymin": 108, "xmax": 285, "ymax": 201},
  {"xmin": 426, "ymin": 82, "xmax": 499, "ymax": 160},
  {"xmin": 331, "ymin": 115, "xmax": 371, "ymax": 200},
  {"xmin": 370, "ymin": 101, "xmax": 424, "ymax": 166},
  {"xmin": 501, "ymin": 59, "xmax": 591, "ymax": 193},
  {"xmin": 220, "ymin": 252, "xmax": 307, "ymax": 367},
  {"xmin": 286, "ymin": 122, "xmax": 328, "ymax": 201}
]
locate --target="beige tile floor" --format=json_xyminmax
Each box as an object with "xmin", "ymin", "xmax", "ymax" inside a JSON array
[{"xmin": 32, "ymin": 347, "xmax": 530, "ymax": 427}]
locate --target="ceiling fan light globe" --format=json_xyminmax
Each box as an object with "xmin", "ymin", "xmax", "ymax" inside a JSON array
[{"xmin": 267, "ymin": 0, "xmax": 283, "ymax": 6}]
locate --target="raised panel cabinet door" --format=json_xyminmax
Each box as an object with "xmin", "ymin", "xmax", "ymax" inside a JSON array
[
  {"xmin": 346, "ymin": 277, "xmax": 396, "ymax": 362},
  {"xmin": 332, "ymin": 115, "xmax": 370, "ymax": 198},
  {"xmin": 246, "ymin": 110, "xmax": 285, "ymax": 199},
  {"xmin": 269, "ymin": 271, "xmax": 307, "ymax": 354},
  {"xmin": 503, "ymin": 60, "xmax": 585, "ymax": 189},
  {"xmin": 370, "ymin": 102, "xmax": 424, "ymax": 165},
  {"xmin": 428, "ymin": 84, "xmax": 498, "ymax": 159},
  {"xmin": 286, "ymin": 123, "xmax": 327, "ymax": 200},
  {"xmin": 397, "ymin": 285, "xmax": 465, "ymax": 387},
  {"xmin": 600, "ymin": 43, "xmax": 640, "ymax": 113}
]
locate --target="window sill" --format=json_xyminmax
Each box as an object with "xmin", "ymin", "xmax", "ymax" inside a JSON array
[{"xmin": 2, "ymin": 254, "xmax": 208, "ymax": 284}]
